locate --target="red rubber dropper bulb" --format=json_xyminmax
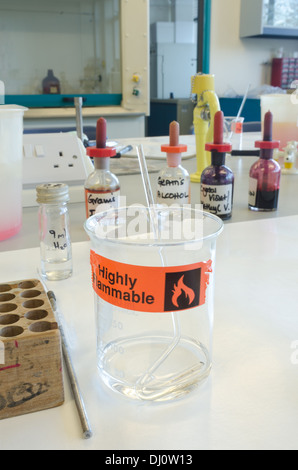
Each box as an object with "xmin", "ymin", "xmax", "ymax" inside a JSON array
[
  {"xmin": 161, "ymin": 121, "xmax": 187, "ymax": 154},
  {"xmin": 214, "ymin": 110, "xmax": 224, "ymax": 145},
  {"xmin": 263, "ymin": 110, "xmax": 272, "ymax": 142},
  {"xmin": 169, "ymin": 121, "xmax": 179, "ymax": 147},
  {"xmin": 87, "ymin": 117, "xmax": 116, "ymax": 158},
  {"xmin": 255, "ymin": 110, "xmax": 279, "ymax": 150},
  {"xmin": 205, "ymin": 111, "xmax": 232, "ymax": 152},
  {"xmin": 96, "ymin": 117, "xmax": 107, "ymax": 148}
]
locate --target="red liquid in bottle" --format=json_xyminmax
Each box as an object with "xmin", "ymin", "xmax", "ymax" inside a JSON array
[{"xmin": 249, "ymin": 111, "xmax": 281, "ymax": 212}]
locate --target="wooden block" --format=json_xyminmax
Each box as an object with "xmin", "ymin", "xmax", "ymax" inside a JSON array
[{"xmin": 0, "ymin": 279, "xmax": 64, "ymax": 420}]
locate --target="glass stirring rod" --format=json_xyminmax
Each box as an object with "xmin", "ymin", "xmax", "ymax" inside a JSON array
[{"xmin": 136, "ymin": 144, "xmax": 181, "ymax": 399}]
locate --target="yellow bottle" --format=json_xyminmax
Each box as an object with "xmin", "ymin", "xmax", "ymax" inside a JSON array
[{"xmin": 191, "ymin": 74, "xmax": 220, "ymax": 183}]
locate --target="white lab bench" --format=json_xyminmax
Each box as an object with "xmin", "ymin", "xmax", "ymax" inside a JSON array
[
  {"xmin": 0, "ymin": 133, "xmax": 298, "ymax": 450},
  {"xmin": 1, "ymin": 132, "xmax": 297, "ymax": 252}
]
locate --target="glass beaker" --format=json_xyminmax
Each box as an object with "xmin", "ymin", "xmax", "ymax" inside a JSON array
[
  {"xmin": 260, "ymin": 94, "xmax": 298, "ymax": 150},
  {"xmin": 223, "ymin": 116, "xmax": 244, "ymax": 150},
  {"xmin": 84, "ymin": 205, "xmax": 223, "ymax": 402},
  {"xmin": 0, "ymin": 105, "xmax": 27, "ymax": 241}
]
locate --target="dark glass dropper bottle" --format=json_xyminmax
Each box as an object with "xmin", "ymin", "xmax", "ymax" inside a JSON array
[
  {"xmin": 248, "ymin": 111, "xmax": 281, "ymax": 212},
  {"xmin": 200, "ymin": 111, "xmax": 234, "ymax": 220}
]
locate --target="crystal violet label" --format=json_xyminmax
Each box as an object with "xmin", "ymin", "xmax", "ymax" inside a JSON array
[{"xmin": 90, "ymin": 250, "xmax": 212, "ymax": 313}]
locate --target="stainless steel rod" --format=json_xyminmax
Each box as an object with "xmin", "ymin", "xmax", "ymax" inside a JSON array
[
  {"xmin": 47, "ymin": 290, "xmax": 92, "ymax": 439},
  {"xmin": 74, "ymin": 97, "xmax": 83, "ymax": 141}
]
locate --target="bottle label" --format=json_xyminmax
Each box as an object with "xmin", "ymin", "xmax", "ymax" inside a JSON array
[
  {"xmin": 248, "ymin": 177, "xmax": 257, "ymax": 206},
  {"xmin": 156, "ymin": 176, "xmax": 190, "ymax": 204},
  {"xmin": 85, "ymin": 188, "xmax": 120, "ymax": 218},
  {"xmin": 90, "ymin": 250, "xmax": 212, "ymax": 313},
  {"xmin": 200, "ymin": 184, "xmax": 233, "ymax": 216}
]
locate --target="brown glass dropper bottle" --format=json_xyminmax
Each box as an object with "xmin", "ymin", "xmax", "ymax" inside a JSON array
[{"xmin": 84, "ymin": 118, "xmax": 120, "ymax": 218}]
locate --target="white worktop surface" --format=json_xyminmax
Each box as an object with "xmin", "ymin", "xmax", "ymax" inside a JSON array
[
  {"xmin": 0, "ymin": 133, "xmax": 298, "ymax": 450},
  {"xmin": 1, "ymin": 132, "xmax": 298, "ymax": 253}
]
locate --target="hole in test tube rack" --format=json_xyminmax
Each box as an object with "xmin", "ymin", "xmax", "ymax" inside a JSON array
[
  {"xmin": 22, "ymin": 299, "xmax": 44, "ymax": 309},
  {"xmin": 0, "ymin": 314, "xmax": 20, "ymax": 325},
  {"xmin": 29, "ymin": 321, "xmax": 56, "ymax": 333},
  {"xmin": 25, "ymin": 310, "xmax": 48, "ymax": 321},
  {"xmin": 0, "ymin": 304, "xmax": 18, "ymax": 313},
  {"xmin": 0, "ymin": 284, "xmax": 12, "ymax": 293},
  {"xmin": 0, "ymin": 293, "xmax": 15, "ymax": 302},
  {"xmin": 0, "ymin": 326, "xmax": 24, "ymax": 337},
  {"xmin": 18, "ymin": 281, "xmax": 37, "ymax": 289},
  {"xmin": 20, "ymin": 290, "xmax": 42, "ymax": 299}
]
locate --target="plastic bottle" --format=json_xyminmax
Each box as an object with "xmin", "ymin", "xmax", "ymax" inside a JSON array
[
  {"xmin": 42, "ymin": 69, "xmax": 61, "ymax": 94},
  {"xmin": 157, "ymin": 121, "xmax": 190, "ymax": 205},
  {"xmin": 249, "ymin": 110, "xmax": 281, "ymax": 211},
  {"xmin": 85, "ymin": 117, "xmax": 120, "ymax": 218},
  {"xmin": 200, "ymin": 111, "xmax": 234, "ymax": 220},
  {"xmin": 36, "ymin": 183, "xmax": 73, "ymax": 280},
  {"xmin": 190, "ymin": 74, "xmax": 220, "ymax": 183}
]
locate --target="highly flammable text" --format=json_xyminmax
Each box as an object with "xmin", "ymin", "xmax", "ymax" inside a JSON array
[{"xmin": 93, "ymin": 264, "xmax": 154, "ymax": 305}]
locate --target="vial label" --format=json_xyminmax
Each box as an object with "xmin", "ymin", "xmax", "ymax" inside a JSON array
[
  {"xmin": 201, "ymin": 183, "xmax": 233, "ymax": 216},
  {"xmin": 248, "ymin": 177, "xmax": 257, "ymax": 207},
  {"xmin": 47, "ymin": 227, "xmax": 71, "ymax": 251},
  {"xmin": 156, "ymin": 177, "xmax": 190, "ymax": 204},
  {"xmin": 40, "ymin": 223, "xmax": 72, "ymax": 280},
  {"xmin": 85, "ymin": 188, "xmax": 120, "ymax": 218},
  {"xmin": 90, "ymin": 250, "xmax": 212, "ymax": 313}
]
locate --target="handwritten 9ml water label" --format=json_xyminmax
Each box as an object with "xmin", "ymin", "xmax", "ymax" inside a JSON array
[
  {"xmin": 90, "ymin": 250, "xmax": 212, "ymax": 313},
  {"xmin": 201, "ymin": 184, "xmax": 233, "ymax": 216}
]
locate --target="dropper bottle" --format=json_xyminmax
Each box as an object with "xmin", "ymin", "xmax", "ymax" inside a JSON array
[
  {"xmin": 85, "ymin": 117, "xmax": 120, "ymax": 218},
  {"xmin": 157, "ymin": 121, "xmax": 190, "ymax": 205},
  {"xmin": 248, "ymin": 110, "xmax": 280, "ymax": 211},
  {"xmin": 200, "ymin": 111, "xmax": 234, "ymax": 220}
]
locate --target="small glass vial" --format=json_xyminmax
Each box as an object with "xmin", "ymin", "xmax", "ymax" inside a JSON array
[
  {"xmin": 158, "ymin": 121, "xmax": 190, "ymax": 205},
  {"xmin": 85, "ymin": 117, "xmax": 120, "ymax": 218},
  {"xmin": 36, "ymin": 183, "xmax": 73, "ymax": 281}
]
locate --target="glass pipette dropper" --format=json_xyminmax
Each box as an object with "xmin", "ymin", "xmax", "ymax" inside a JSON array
[{"xmin": 136, "ymin": 144, "xmax": 181, "ymax": 400}]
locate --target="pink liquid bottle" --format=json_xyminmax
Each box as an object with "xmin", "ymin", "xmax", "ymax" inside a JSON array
[
  {"xmin": 200, "ymin": 111, "xmax": 234, "ymax": 220},
  {"xmin": 248, "ymin": 111, "xmax": 281, "ymax": 212}
]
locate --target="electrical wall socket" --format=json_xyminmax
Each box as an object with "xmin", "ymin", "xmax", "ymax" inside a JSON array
[{"xmin": 22, "ymin": 133, "xmax": 93, "ymax": 188}]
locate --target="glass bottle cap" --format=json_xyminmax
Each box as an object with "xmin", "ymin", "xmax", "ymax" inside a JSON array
[{"xmin": 36, "ymin": 183, "xmax": 69, "ymax": 204}]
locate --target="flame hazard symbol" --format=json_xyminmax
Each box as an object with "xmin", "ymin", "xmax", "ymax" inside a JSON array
[{"xmin": 171, "ymin": 275, "xmax": 195, "ymax": 308}]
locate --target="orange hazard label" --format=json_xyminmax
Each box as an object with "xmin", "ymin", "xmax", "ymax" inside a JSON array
[
  {"xmin": 90, "ymin": 250, "xmax": 212, "ymax": 313},
  {"xmin": 232, "ymin": 122, "xmax": 243, "ymax": 134}
]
